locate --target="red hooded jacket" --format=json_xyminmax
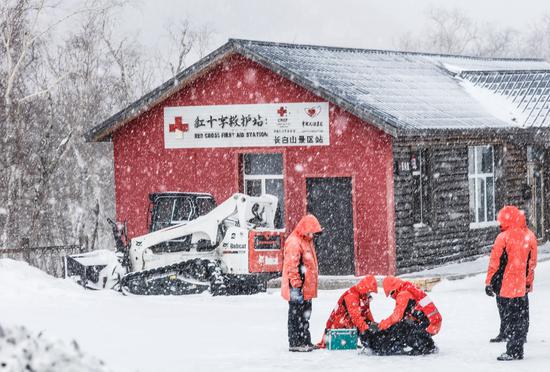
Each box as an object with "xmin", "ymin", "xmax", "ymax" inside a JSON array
[
  {"xmin": 486, "ymin": 206, "xmax": 537, "ymax": 298},
  {"xmin": 379, "ymin": 276, "xmax": 442, "ymax": 335},
  {"xmin": 318, "ymin": 275, "xmax": 378, "ymax": 348},
  {"xmin": 281, "ymin": 214, "xmax": 321, "ymax": 301}
]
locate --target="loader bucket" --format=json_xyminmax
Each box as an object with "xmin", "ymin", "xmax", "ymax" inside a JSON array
[{"xmin": 64, "ymin": 250, "xmax": 124, "ymax": 290}]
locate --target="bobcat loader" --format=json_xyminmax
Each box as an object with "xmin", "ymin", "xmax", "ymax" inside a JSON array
[{"xmin": 64, "ymin": 193, "xmax": 284, "ymax": 295}]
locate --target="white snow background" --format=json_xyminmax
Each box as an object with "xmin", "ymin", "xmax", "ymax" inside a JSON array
[{"xmin": 0, "ymin": 258, "xmax": 548, "ymax": 372}]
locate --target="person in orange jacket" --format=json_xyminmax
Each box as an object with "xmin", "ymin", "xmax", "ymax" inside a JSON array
[
  {"xmin": 317, "ymin": 275, "xmax": 378, "ymax": 349},
  {"xmin": 281, "ymin": 214, "xmax": 322, "ymax": 352},
  {"xmin": 368, "ymin": 276, "xmax": 441, "ymax": 355},
  {"xmin": 485, "ymin": 205, "xmax": 537, "ymax": 361}
]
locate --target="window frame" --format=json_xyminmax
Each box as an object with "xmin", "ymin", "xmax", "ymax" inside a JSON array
[
  {"xmin": 468, "ymin": 145, "xmax": 497, "ymax": 228},
  {"xmin": 241, "ymin": 153, "xmax": 285, "ymax": 228}
]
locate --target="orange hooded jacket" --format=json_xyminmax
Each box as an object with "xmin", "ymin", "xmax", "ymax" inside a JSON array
[
  {"xmin": 486, "ymin": 206, "xmax": 538, "ymax": 298},
  {"xmin": 317, "ymin": 276, "xmax": 378, "ymax": 348},
  {"xmin": 280, "ymin": 214, "xmax": 321, "ymax": 301},
  {"xmin": 379, "ymin": 276, "xmax": 442, "ymax": 335}
]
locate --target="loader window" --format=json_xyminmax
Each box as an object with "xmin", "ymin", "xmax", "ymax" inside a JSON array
[
  {"xmin": 152, "ymin": 198, "xmax": 175, "ymax": 231},
  {"xmin": 195, "ymin": 197, "xmax": 216, "ymax": 217},
  {"xmin": 172, "ymin": 197, "xmax": 193, "ymax": 222}
]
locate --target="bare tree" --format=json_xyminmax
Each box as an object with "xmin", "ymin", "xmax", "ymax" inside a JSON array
[
  {"xmin": 157, "ymin": 20, "xmax": 214, "ymax": 77},
  {"xmin": 0, "ymin": 0, "xmax": 154, "ymax": 254},
  {"xmin": 396, "ymin": 6, "xmax": 550, "ymax": 60},
  {"xmin": 0, "ymin": 0, "xmax": 213, "ymax": 269}
]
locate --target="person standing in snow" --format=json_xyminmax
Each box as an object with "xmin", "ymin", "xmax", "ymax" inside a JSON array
[
  {"xmin": 367, "ymin": 276, "xmax": 441, "ymax": 355},
  {"xmin": 281, "ymin": 214, "xmax": 321, "ymax": 352},
  {"xmin": 316, "ymin": 275, "xmax": 379, "ymax": 349},
  {"xmin": 485, "ymin": 205, "xmax": 537, "ymax": 361}
]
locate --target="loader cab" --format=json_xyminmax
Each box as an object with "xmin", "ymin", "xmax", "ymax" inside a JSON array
[
  {"xmin": 148, "ymin": 192, "xmax": 216, "ymax": 252},
  {"xmin": 148, "ymin": 192, "xmax": 216, "ymax": 232}
]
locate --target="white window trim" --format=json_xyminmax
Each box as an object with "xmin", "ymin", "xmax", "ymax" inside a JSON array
[
  {"xmin": 469, "ymin": 221, "xmax": 499, "ymax": 229},
  {"xmin": 243, "ymin": 174, "xmax": 284, "ymax": 196},
  {"xmin": 469, "ymin": 145, "xmax": 496, "ymax": 228}
]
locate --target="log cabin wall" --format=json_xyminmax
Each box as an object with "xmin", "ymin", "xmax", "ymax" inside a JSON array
[{"xmin": 393, "ymin": 136, "xmax": 531, "ymax": 273}]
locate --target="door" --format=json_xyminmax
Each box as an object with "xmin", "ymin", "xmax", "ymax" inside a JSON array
[{"xmin": 306, "ymin": 177, "xmax": 354, "ymax": 275}]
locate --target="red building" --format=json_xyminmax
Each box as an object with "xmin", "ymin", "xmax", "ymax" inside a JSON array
[{"xmin": 88, "ymin": 39, "xmax": 550, "ymax": 275}]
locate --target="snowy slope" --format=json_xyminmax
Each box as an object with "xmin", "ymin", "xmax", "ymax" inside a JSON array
[{"xmin": 0, "ymin": 258, "xmax": 548, "ymax": 372}]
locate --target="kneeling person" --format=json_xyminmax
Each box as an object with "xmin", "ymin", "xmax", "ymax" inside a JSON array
[
  {"xmin": 318, "ymin": 275, "xmax": 378, "ymax": 349},
  {"xmin": 369, "ymin": 276, "xmax": 442, "ymax": 355}
]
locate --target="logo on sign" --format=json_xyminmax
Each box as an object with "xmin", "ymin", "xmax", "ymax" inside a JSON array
[
  {"xmin": 304, "ymin": 105, "xmax": 321, "ymax": 118},
  {"xmin": 276, "ymin": 105, "xmax": 290, "ymax": 128},
  {"xmin": 169, "ymin": 116, "xmax": 189, "ymax": 138}
]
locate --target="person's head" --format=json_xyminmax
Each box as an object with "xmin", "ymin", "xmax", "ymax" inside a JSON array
[
  {"xmin": 497, "ymin": 205, "xmax": 525, "ymax": 231},
  {"xmin": 355, "ymin": 275, "xmax": 378, "ymax": 296},
  {"xmin": 294, "ymin": 214, "xmax": 323, "ymax": 240},
  {"xmin": 382, "ymin": 276, "xmax": 404, "ymax": 298}
]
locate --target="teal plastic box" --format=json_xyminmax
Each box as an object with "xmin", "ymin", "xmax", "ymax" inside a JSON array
[{"xmin": 326, "ymin": 328, "xmax": 358, "ymax": 350}]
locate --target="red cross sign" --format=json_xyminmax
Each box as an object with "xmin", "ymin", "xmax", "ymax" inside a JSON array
[
  {"xmin": 169, "ymin": 116, "xmax": 189, "ymax": 133},
  {"xmin": 277, "ymin": 106, "xmax": 287, "ymax": 117}
]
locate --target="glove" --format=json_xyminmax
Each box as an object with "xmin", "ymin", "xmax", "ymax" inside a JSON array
[
  {"xmin": 368, "ymin": 322, "xmax": 379, "ymax": 333},
  {"xmin": 289, "ymin": 287, "xmax": 304, "ymax": 304},
  {"xmin": 359, "ymin": 330, "xmax": 371, "ymax": 347},
  {"xmin": 485, "ymin": 285, "xmax": 495, "ymax": 297}
]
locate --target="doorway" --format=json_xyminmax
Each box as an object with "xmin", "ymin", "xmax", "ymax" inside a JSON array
[{"xmin": 306, "ymin": 177, "xmax": 355, "ymax": 275}]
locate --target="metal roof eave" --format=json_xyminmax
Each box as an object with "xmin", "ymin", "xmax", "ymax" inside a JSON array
[
  {"xmin": 86, "ymin": 39, "xmax": 405, "ymax": 142},
  {"xmin": 231, "ymin": 41, "xmax": 401, "ymax": 137}
]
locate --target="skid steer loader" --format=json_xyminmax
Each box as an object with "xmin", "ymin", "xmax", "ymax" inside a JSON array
[{"xmin": 64, "ymin": 193, "xmax": 284, "ymax": 295}]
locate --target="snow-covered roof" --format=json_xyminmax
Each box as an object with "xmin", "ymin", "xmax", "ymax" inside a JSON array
[{"xmin": 87, "ymin": 39, "xmax": 550, "ymax": 141}]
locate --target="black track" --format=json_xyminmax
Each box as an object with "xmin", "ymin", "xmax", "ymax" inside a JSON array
[{"xmin": 119, "ymin": 258, "xmax": 267, "ymax": 296}]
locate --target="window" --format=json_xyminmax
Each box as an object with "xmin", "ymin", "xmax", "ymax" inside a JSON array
[
  {"xmin": 195, "ymin": 197, "xmax": 216, "ymax": 217},
  {"xmin": 242, "ymin": 153, "xmax": 284, "ymax": 228},
  {"xmin": 469, "ymin": 145, "xmax": 495, "ymax": 225},
  {"xmin": 152, "ymin": 198, "xmax": 174, "ymax": 230},
  {"xmin": 411, "ymin": 149, "xmax": 431, "ymax": 226},
  {"xmin": 172, "ymin": 197, "xmax": 193, "ymax": 222}
]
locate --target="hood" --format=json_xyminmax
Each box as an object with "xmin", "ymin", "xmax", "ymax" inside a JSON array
[
  {"xmin": 497, "ymin": 205, "xmax": 525, "ymax": 231},
  {"xmin": 383, "ymin": 276, "xmax": 404, "ymax": 297},
  {"xmin": 293, "ymin": 214, "xmax": 323, "ymax": 237},
  {"xmin": 354, "ymin": 275, "xmax": 378, "ymax": 295}
]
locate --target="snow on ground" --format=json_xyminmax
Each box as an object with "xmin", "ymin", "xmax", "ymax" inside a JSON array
[
  {"xmin": 404, "ymin": 242, "xmax": 550, "ymax": 279},
  {"xmin": 0, "ymin": 258, "xmax": 549, "ymax": 372}
]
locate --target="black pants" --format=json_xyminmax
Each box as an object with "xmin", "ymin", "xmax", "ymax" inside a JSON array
[
  {"xmin": 496, "ymin": 296, "xmax": 507, "ymax": 336},
  {"xmin": 288, "ymin": 300, "xmax": 312, "ymax": 347},
  {"xmin": 365, "ymin": 320, "xmax": 435, "ymax": 355},
  {"xmin": 501, "ymin": 295, "xmax": 529, "ymax": 357}
]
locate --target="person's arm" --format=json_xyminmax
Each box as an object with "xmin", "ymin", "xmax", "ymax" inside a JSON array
[
  {"xmin": 364, "ymin": 306, "xmax": 375, "ymax": 323},
  {"xmin": 378, "ymin": 292, "xmax": 412, "ymax": 330},
  {"xmin": 526, "ymin": 232, "xmax": 538, "ymax": 291},
  {"xmin": 284, "ymin": 240, "xmax": 302, "ymax": 289},
  {"xmin": 485, "ymin": 233, "xmax": 506, "ymax": 286},
  {"xmin": 343, "ymin": 292, "xmax": 369, "ymax": 333}
]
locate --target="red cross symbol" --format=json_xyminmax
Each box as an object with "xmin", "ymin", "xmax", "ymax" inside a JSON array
[
  {"xmin": 169, "ymin": 116, "xmax": 189, "ymax": 133},
  {"xmin": 277, "ymin": 106, "xmax": 287, "ymax": 117}
]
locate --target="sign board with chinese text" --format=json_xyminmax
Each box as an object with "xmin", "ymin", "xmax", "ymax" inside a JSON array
[{"xmin": 163, "ymin": 102, "xmax": 330, "ymax": 149}]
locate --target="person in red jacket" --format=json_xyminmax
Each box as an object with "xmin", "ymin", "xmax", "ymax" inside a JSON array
[
  {"xmin": 281, "ymin": 214, "xmax": 322, "ymax": 352},
  {"xmin": 368, "ymin": 276, "xmax": 441, "ymax": 355},
  {"xmin": 485, "ymin": 205, "xmax": 537, "ymax": 361},
  {"xmin": 317, "ymin": 275, "xmax": 378, "ymax": 349}
]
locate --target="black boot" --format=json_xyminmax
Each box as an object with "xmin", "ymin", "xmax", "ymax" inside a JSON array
[
  {"xmin": 497, "ymin": 352, "xmax": 523, "ymax": 361},
  {"xmin": 490, "ymin": 334, "xmax": 507, "ymax": 343}
]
